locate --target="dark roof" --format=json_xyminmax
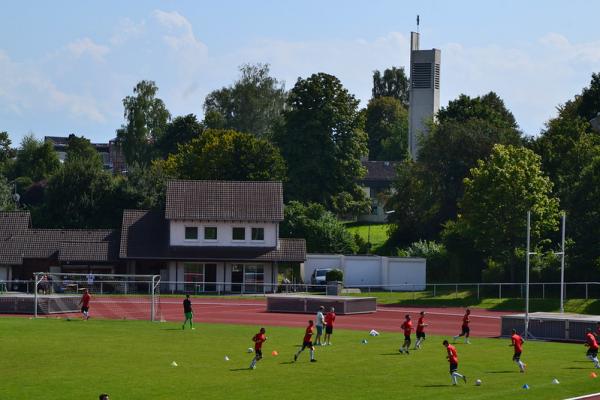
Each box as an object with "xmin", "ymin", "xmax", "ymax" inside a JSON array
[
  {"xmin": 0, "ymin": 211, "xmax": 119, "ymax": 264},
  {"xmin": 120, "ymin": 209, "xmax": 305, "ymax": 262},
  {"xmin": 165, "ymin": 180, "xmax": 284, "ymax": 222},
  {"xmin": 360, "ymin": 161, "xmax": 398, "ymax": 183}
]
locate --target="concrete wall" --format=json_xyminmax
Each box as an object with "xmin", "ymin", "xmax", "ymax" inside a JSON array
[
  {"xmin": 169, "ymin": 220, "xmax": 278, "ymax": 247},
  {"xmin": 303, "ymin": 254, "xmax": 426, "ymax": 290},
  {"xmin": 0, "ymin": 265, "xmax": 9, "ymax": 281}
]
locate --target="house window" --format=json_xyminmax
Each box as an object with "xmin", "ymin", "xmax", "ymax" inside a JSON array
[
  {"xmin": 183, "ymin": 262, "xmax": 204, "ymax": 293},
  {"xmin": 232, "ymin": 227, "xmax": 245, "ymax": 241},
  {"xmin": 204, "ymin": 226, "xmax": 217, "ymax": 240},
  {"xmin": 185, "ymin": 227, "xmax": 198, "ymax": 240},
  {"xmin": 251, "ymin": 227, "xmax": 264, "ymax": 241},
  {"xmin": 244, "ymin": 264, "xmax": 264, "ymax": 293}
]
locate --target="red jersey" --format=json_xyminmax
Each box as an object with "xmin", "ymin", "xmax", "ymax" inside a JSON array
[
  {"xmin": 587, "ymin": 332, "xmax": 599, "ymax": 350},
  {"xmin": 511, "ymin": 333, "xmax": 523, "ymax": 353},
  {"xmin": 253, "ymin": 333, "xmax": 266, "ymax": 351},
  {"xmin": 325, "ymin": 312, "xmax": 336, "ymax": 326},
  {"xmin": 401, "ymin": 320, "xmax": 413, "ymax": 335},
  {"xmin": 81, "ymin": 293, "xmax": 91, "ymax": 307},
  {"xmin": 462, "ymin": 314, "xmax": 470, "ymax": 327},
  {"xmin": 416, "ymin": 317, "xmax": 425, "ymax": 333},
  {"xmin": 446, "ymin": 344, "xmax": 458, "ymax": 364},
  {"xmin": 303, "ymin": 325, "xmax": 314, "ymax": 343}
]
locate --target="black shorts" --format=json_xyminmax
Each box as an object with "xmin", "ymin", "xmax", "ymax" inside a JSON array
[
  {"xmin": 461, "ymin": 326, "xmax": 470, "ymax": 335},
  {"xmin": 416, "ymin": 331, "xmax": 425, "ymax": 339},
  {"xmin": 81, "ymin": 306, "xmax": 89, "ymax": 313},
  {"xmin": 449, "ymin": 362, "xmax": 458, "ymax": 373},
  {"xmin": 255, "ymin": 349, "xmax": 262, "ymax": 357},
  {"xmin": 404, "ymin": 334, "xmax": 411, "ymax": 341},
  {"xmin": 513, "ymin": 351, "xmax": 521, "ymax": 361},
  {"xmin": 325, "ymin": 325, "xmax": 333, "ymax": 334},
  {"xmin": 302, "ymin": 341, "xmax": 313, "ymax": 349},
  {"xmin": 587, "ymin": 349, "xmax": 598, "ymax": 357}
]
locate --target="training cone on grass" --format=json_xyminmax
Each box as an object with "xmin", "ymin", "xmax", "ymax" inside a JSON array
[
  {"xmin": 522, "ymin": 384, "xmax": 530, "ymax": 390},
  {"xmin": 591, "ymin": 372, "xmax": 597, "ymax": 378},
  {"xmin": 247, "ymin": 348, "xmax": 254, "ymax": 353},
  {"xmin": 171, "ymin": 361, "xmax": 178, "ymax": 367},
  {"xmin": 369, "ymin": 329, "xmax": 379, "ymax": 336},
  {"xmin": 552, "ymin": 378, "xmax": 560, "ymax": 384},
  {"xmin": 361, "ymin": 339, "xmax": 368, "ymax": 344},
  {"xmin": 271, "ymin": 350, "xmax": 278, "ymax": 356},
  {"xmin": 224, "ymin": 356, "xmax": 230, "ymax": 361}
]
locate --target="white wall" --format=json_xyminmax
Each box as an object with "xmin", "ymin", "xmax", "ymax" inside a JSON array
[
  {"xmin": 169, "ymin": 220, "xmax": 278, "ymax": 247},
  {"xmin": 303, "ymin": 254, "xmax": 426, "ymax": 290}
]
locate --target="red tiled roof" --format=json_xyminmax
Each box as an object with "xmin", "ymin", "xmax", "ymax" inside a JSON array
[{"xmin": 165, "ymin": 180, "xmax": 284, "ymax": 222}]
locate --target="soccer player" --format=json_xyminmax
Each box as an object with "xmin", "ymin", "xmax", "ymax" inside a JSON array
[
  {"xmin": 250, "ymin": 327, "xmax": 267, "ymax": 369},
  {"xmin": 414, "ymin": 311, "xmax": 428, "ymax": 350},
  {"xmin": 453, "ymin": 309, "xmax": 471, "ymax": 344},
  {"xmin": 315, "ymin": 306, "xmax": 325, "ymax": 345},
  {"xmin": 443, "ymin": 340, "xmax": 467, "ymax": 385},
  {"xmin": 399, "ymin": 314, "xmax": 413, "ymax": 354},
  {"xmin": 182, "ymin": 294, "xmax": 194, "ymax": 330},
  {"xmin": 585, "ymin": 328, "xmax": 600, "ymax": 368},
  {"xmin": 510, "ymin": 329, "xmax": 526, "ymax": 372},
  {"xmin": 78, "ymin": 288, "xmax": 91, "ymax": 320},
  {"xmin": 99, "ymin": 394, "xmax": 109, "ymax": 400},
  {"xmin": 294, "ymin": 320, "xmax": 317, "ymax": 362},
  {"xmin": 324, "ymin": 307, "xmax": 336, "ymax": 345}
]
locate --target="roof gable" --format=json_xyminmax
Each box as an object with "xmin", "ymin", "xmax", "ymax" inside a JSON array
[{"xmin": 165, "ymin": 180, "xmax": 284, "ymax": 222}]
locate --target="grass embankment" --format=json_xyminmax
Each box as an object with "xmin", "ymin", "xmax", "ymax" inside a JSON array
[
  {"xmin": 345, "ymin": 223, "xmax": 392, "ymax": 254},
  {"xmin": 2, "ymin": 318, "xmax": 600, "ymax": 399},
  {"xmin": 349, "ymin": 290, "xmax": 600, "ymax": 314}
]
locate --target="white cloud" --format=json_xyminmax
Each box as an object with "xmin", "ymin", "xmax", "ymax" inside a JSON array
[
  {"xmin": 153, "ymin": 9, "xmax": 207, "ymax": 56},
  {"xmin": 110, "ymin": 17, "xmax": 145, "ymax": 46},
  {"xmin": 67, "ymin": 37, "xmax": 110, "ymax": 62},
  {"xmin": 0, "ymin": 50, "xmax": 106, "ymax": 123}
]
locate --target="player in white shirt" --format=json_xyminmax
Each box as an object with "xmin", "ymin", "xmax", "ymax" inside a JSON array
[{"xmin": 315, "ymin": 306, "xmax": 325, "ymax": 345}]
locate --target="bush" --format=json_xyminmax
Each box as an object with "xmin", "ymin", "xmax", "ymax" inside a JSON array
[{"xmin": 326, "ymin": 269, "xmax": 343, "ymax": 282}]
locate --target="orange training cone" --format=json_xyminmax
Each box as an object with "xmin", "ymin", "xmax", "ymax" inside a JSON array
[
  {"xmin": 591, "ymin": 372, "xmax": 597, "ymax": 378},
  {"xmin": 272, "ymin": 350, "xmax": 279, "ymax": 356}
]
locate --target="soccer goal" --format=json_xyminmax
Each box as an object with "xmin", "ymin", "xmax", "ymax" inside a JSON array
[{"xmin": 33, "ymin": 272, "xmax": 162, "ymax": 321}]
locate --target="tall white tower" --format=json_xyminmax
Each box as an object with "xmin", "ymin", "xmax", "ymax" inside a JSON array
[{"xmin": 408, "ymin": 31, "xmax": 441, "ymax": 159}]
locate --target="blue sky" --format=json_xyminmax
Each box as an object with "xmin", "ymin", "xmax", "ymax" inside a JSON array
[{"xmin": 1, "ymin": 1, "xmax": 600, "ymax": 145}]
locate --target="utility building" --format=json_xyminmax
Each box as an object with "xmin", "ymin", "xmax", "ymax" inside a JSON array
[{"xmin": 408, "ymin": 31, "xmax": 441, "ymax": 158}]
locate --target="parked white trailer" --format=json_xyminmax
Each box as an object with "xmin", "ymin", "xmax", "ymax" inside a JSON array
[{"xmin": 303, "ymin": 254, "xmax": 426, "ymax": 291}]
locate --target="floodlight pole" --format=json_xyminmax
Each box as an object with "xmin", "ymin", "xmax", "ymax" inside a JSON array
[
  {"xmin": 525, "ymin": 211, "xmax": 531, "ymax": 338},
  {"xmin": 558, "ymin": 212, "xmax": 566, "ymax": 313}
]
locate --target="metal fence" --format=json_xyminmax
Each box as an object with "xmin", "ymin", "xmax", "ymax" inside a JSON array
[{"xmin": 2, "ymin": 280, "xmax": 600, "ymax": 300}]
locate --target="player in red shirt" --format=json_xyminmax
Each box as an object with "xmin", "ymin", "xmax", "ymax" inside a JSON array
[
  {"xmin": 510, "ymin": 329, "xmax": 526, "ymax": 372},
  {"xmin": 324, "ymin": 307, "xmax": 336, "ymax": 346},
  {"xmin": 443, "ymin": 340, "xmax": 466, "ymax": 385},
  {"xmin": 249, "ymin": 327, "xmax": 267, "ymax": 369},
  {"xmin": 414, "ymin": 311, "xmax": 428, "ymax": 350},
  {"xmin": 585, "ymin": 328, "xmax": 600, "ymax": 369},
  {"xmin": 78, "ymin": 288, "xmax": 91, "ymax": 320},
  {"xmin": 294, "ymin": 320, "xmax": 317, "ymax": 362},
  {"xmin": 453, "ymin": 309, "xmax": 471, "ymax": 344},
  {"xmin": 399, "ymin": 314, "xmax": 413, "ymax": 354}
]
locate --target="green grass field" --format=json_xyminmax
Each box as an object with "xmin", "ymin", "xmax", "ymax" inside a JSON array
[
  {"xmin": 2, "ymin": 318, "xmax": 600, "ymax": 399},
  {"xmin": 346, "ymin": 223, "xmax": 392, "ymax": 253}
]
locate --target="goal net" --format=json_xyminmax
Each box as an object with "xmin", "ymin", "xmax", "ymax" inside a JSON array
[{"xmin": 33, "ymin": 272, "xmax": 162, "ymax": 321}]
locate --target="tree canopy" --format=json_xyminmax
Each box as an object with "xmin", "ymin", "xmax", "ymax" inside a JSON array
[
  {"xmin": 204, "ymin": 63, "xmax": 286, "ymax": 139},
  {"xmin": 372, "ymin": 67, "xmax": 409, "ymax": 107},
  {"xmin": 364, "ymin": 96, "xmax": 408, "ymax": 161},
  {"xmin": 12, "ymin": 135, "xmax": 60, "ymax": 182},
  {"xmin": 277, "ymin": 73, "xmax": 368, "ymax": 215}
]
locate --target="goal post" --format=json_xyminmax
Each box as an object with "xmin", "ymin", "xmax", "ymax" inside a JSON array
[{"xmin": 33, "ymin": 272, "xmax": 162, "ymax": 321}]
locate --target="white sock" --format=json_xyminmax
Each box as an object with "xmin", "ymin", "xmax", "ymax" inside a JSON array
[
  {"xmin": 310, "ymin": 349, "xmax": 315, "ymax": 360},
  {"xmin": 517, "ymin": 360, "xmax": 525, "ymax": 371},
  {"xmin": 452, "ymin": 372, "xmax": 464, "ymax": 379},
  {"xmin": 464, "ymin": 337, "xmax": 468, "ymax": 343},
  {"xmin": 594, "ymin": 357, "xmax": 600, "ymax": 368},
  {"xmin": 451, "ymin": 375, "xmax": 457, "ymax": 385}
]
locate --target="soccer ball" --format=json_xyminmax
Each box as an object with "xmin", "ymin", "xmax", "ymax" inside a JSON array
[
  {"xmin": 475, "ymin": 379, "xmax": 482, "ymax": 386},
  {"xmin": 247, "ymin": 348, "xmax": 254, "ymax": 353}
]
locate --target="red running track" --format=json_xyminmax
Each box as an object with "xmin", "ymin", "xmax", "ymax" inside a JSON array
[{"xmin": 27, "ymin": 297, "xmax": 509, "ymax": 337}]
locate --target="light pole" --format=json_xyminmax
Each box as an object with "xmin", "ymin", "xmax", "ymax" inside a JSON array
[{"xmin": 556, "ymin": 212, "xmax": 566, "ymax": 313}]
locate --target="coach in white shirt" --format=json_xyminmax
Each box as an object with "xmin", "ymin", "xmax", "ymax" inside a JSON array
[{"xmin": 315, "ymin": 306, "xmax": 325, "ymax": 345}]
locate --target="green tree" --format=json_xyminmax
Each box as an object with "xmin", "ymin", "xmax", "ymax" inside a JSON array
[
  {"xmin": 277, "ymin": 73, "xmax": 368, "ymax": 215},
  {"xmin": 372, "ymin": 67, "xmax": 409, "ymax": 107},
  {"xmin": 113, "ymin": 162, "xmax": 170, "ymax": 211},
  {"xmin": 437, "ymin": 92, "xmax": 518, "ymax": 129},
  {"xmin": 0, "ymin": 176, "xmax": 17, "ymax": 211},
  {"xmin": 42, "ymin": 158, "xmax": 118, "ymax": 228},
  {"xmin": 13, "ymin": 135, "xmax": 60, "ymax": 181},
  {"xmin": 279, "ymin": 201, "xmax": 357, "ymax": 254},
  {"xmin": 156, "ymin": 114, "xmax": 204, "ymax": 158},
  {"xmin": 573, "ymin": 72, "xmax": 600, "ymax": 122},
  {"xmin": 456, "ymin": 144, "xmax": 560, "ymax": 280},
  {"xmin": 65, "ymin": 134, "xmax": 102, "ymax": 167},
  {"xmin": 204, "ymin": 63, "xmax": 286, "ymax": 139},
  {"xmin": 0, "ymin": 131, "xmax": 14, "ymax": 164},
  {"xmin": 364, "ymin": 97, "xmax": 408, "ymax": 161},
  {"xmin": 116, "ymin": 80, "xmax": 170, "ymax": 166},
  {"xmin": 162, "ymin": 129, "xmax": 286, "ymax": 181}
]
